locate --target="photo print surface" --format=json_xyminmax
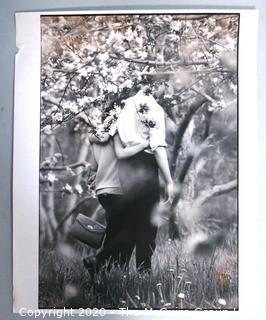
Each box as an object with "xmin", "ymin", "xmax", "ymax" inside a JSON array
[{"xmin": 39, "ymin": 13, "xmax": 239, "ymax": 310}]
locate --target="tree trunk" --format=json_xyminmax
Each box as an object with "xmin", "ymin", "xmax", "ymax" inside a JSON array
[
  {"xmin": 40, "ymin": 196, "xmax": 54, "ymax": 244},
  {"xmin": 62, "ymin": 134, "xmax": 90, "ymax": 233},
  {"xmin": 170, "ymin": 96, "xmax": 207, "ymax": 176},
  {"xmin": 45, "ymin": 135, "xmax": 57, "ymax": 232},
  {"xmin": 168, "ymin": 102, "xmax": 212, "ymax": 239}
]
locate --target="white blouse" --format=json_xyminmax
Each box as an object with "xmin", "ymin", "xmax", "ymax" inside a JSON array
[{"xmin": 117, "ymin": 90, "xmax": 167, "ymax": 153}]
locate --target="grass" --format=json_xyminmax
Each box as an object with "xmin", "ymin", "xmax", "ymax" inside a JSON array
[{"xmin": 39, "ymin": 230, "xmax": 238, "ymax": 310}]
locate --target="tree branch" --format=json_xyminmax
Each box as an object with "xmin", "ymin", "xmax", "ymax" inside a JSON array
[
  {"xmin": 170, "ymin": 96, "xmax": 207, "ymax": 176},
  {"xmin": 49, "ymin": 104, "xmax": 95, "ymax": 132},
  {"xmin": 42, "ymin": 97, "xmax": 60, "ymax": 107},
  {"xmin": 142, "ymin": 68, "xmax": 233, "ymax": 77},
  {"xmin": 152, "ymin": 15, "xmax": 226, "ymax": 25},
  {"xmin": 110, "ymin": 53, "xmax": 209, "ymax": 67},
  {"xmin": 202, "ymin": 110, "xmax": 213, "ymax": 140},
  {"xmin": 191, "ymin": 88, "xmax": 217, "ymax": 104},
  {"xmin": 168, "ymin": 108, "xmax": 213, "ymax": 239},
  {"xmin": 193, "ymin": 28, "xmax": 233, "ymax": 51},
  {"xmin": 40, "ymin": 161, "xmax": 89, "ymax": 171},
  {"xmin": 193, "ymin": 179, "xmax": 237, "ymax": 208},
  {"xmin": 171, "ymin": 15, "xmax": 214, "ymax": 21},
  {"xmin": 168, "ymin": 141, "xmax": 209, "ymax": 239}
]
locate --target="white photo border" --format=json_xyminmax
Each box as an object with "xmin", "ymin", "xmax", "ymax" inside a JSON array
[{"xmin": 13, "ymin": 9, "xmax": 258, "ymax": 317}]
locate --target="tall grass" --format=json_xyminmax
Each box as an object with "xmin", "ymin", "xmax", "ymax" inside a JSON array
[{"xmin": 39, "ymin": 230, "xmax": 238, "ymax": 310}]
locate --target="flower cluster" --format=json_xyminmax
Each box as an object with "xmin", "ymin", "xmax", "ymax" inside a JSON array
[
  {"xmin": 88, "ymin": 104, "xmax": 121, "ymax": 139},
  {"xmin": 136, "ymin": 102, "xmax": 157, "ymax": 129}
]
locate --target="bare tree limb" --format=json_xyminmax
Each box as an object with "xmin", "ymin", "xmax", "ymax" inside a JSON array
[
  {"xmin": 50, "ymin": 52, "xmax": 99, "ymax": 76},
  {"xmin": 142, "ymin": 68, "xmax": 233, "ymax": 77},
  {"xmin": 202, "ymin": 110, "xmax": 213, "ymax": 140},
  {"xmin": 55, "ymin": 137, "xmax": 65, "ymax": 167},
  {"xmin": 168, "ymin": 142, "xmax": 207, "ymax": 239},
  {"xmin": 40, "ymin": 161, "xmax": 90, "ymax": 171},
  {"xmin": 49, "ymin": 104, "xmax": 95, "ymax": 132},
  {"xmin": 193, "ymin": 28, "xmax": 233, "ymax": 51},
  {"xmin": 171, "ymin": 15, "xmax": 213, "ymax": 21},
  {"xmin": 168, "ymin": 109, "xmax": 213, "ymax": 239},
  {"xmin": 191, "ymin": 88, "xmax": 217, "ymax": 104},
  {"xmin": 40, "ymin": 196, "xmax": 55, "ymax": 242},
  {"xmin": 193, "ymin": 179, "xmax": 237, "ymax": 208},
  {"xmin": 110, "ymin": 53, "xmax": 210, "ymax": 67},
  {"xmin": 170, "ymin": 96, "xmax": 207, "ymax": 176},
  {"xmin": 42, "ymin": 97, "xmax": 60, "ymax": 107},
  {"xmin": 172, "ymin": 14, "xmax": 238, "ymax": 21}
]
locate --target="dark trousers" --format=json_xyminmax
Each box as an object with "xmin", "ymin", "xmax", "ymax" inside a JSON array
[
  {"xmin": 97, "ymin": 151, "xmax": 160, "ymax": 271},
  {"xmin": 120, "ymin": 151, "xmax": 160, "ymax": 271},
  {"xmin": 96, "ymin": 194, "xmax": 133, "ymax": 267}
]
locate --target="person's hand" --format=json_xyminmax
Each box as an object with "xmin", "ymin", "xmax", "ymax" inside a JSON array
[
  {"xmin": 139, "ymin": 139, "xmax": 149, "ymax": 150},
  {"xmin": 165, "ymin": 182, "xmax": 174, "ymax": 203},
  {"xmin": 88, "ymin": 132, "xmax": 110, "ymax": 144},
  {"xmin": 98, "ymin": 133, "xmax": 110, "ymax": 143}
]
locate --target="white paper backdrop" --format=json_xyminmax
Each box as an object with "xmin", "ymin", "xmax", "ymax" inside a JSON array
[{"xmin": 13, "ymin": 8, "xmax": 258, "ymax": 318}]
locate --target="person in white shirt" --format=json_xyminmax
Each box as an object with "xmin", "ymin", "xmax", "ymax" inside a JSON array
[{"xmin": 116, "ymin": 79, "xmax": 174, "ymax": 272}]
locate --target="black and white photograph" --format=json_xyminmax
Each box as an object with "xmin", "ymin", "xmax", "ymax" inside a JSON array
[{"xmin": 38, "ymin": 13, "xmax": 239, "ymax": 310}]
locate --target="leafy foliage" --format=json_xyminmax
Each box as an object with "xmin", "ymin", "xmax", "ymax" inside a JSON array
[{"xmin": 41, "ymin": 14, "xmax": 238, "ymax": 135}]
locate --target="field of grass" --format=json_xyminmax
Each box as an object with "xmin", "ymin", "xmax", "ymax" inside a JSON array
[{"xmin": 39, "ymin": 230, "xmax": 238, "ymax": 311}]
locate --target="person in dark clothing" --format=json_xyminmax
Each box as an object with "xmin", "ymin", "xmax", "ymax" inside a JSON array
[
  {"xmin": 118, "ymin": 150, "xmax": 160, "ymax": 271},
  {"xmin": 84, "ymin": 133, "xmax": 148, "ymax": 272}
]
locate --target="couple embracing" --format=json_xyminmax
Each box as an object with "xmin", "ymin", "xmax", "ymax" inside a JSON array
[{"xmin": 85, "ymin": 82, "xmax": 174, "ymax": 274}]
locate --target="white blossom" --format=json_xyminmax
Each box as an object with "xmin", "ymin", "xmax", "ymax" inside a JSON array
[
  {"xmin": 98, "ymin": 52, "xmax": 109, "ymax": 63},
  {"xmin": 170, "ymin": 20, "xmax": 182, "ymax": 31},
  {"xmin": 64, "ymin": 184, "xmax": 73, "ymax": 194},
  {"xmin": 47, "ymin": 173, "xmax": 58, "ymax": 183},
  {"xmin": 79, "ymin": 68, "xmax": 88, "ymax": 77},
  {"xmin": 54, "ymin": 113, "xmax": 63, "ymax": 122},
  {"xmin": 123, "ymin": 50, "xmax": 134, "ymax": 58},
  {"xmin": 43, "ymin": 125, "xmax": 52, "ymax": 135},
  {"xmin": 64, "ymin": 284, "xmax": 78, "ymax": 300},
  {"xmin": 218, "ymin": 298, "xmax": 227, "ymax": 306},
  {"xmin": 135, "ymin": 36, "xmax": 143, "ymax": 46},
  {"xmin": 78, "ymin": 96, "xmax": 92, "ymax": 106},
  {"xmin": 138, "ymin": 51, "xmax": 148, "ymax": 59},
  {"xmin": 74, "ymin": 184, "xmax": 83, "ymax": 195},
  {"xmin": 63, "ymin": 101, "xmax": 79, "ymax": 114},
  {"xmin": 178, "ymin": 293, "xmax": 185, "ymax": 299},
  {"xmin": 121, "ymin": 79, "xmax": 133, "ymax": 89}
]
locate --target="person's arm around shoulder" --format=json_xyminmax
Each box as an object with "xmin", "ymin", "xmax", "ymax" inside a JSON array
[
  {"xmin": 88, "ymin": 132, "xmax": 110, "ymax": 144},
  {"xmin": 113, "ymin": 134, "xmax": 148, "ymax": 159}
]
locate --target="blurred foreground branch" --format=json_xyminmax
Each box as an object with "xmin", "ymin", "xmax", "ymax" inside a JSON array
[
  {"xmin": 193, "ymin": 179, "xmax": 237, "ymax": 208},
  {"xmin": 169, "ymin": 138, "xmax": 212, "ymax": 239}
]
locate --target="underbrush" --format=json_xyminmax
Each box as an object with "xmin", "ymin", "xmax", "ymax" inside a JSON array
[{"xmin": 39, "ymin": 235, "xmax": 238, "ymax": 310}]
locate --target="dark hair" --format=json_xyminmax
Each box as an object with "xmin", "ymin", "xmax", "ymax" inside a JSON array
[{"xmin": 140, "ymin": 74, "xmax": 153, "ymax": 85}]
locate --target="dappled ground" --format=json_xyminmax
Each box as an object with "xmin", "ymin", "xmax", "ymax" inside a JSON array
[{"xmin": 39, "ymin": 231, "xmax": 238, "ymax": 310}]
